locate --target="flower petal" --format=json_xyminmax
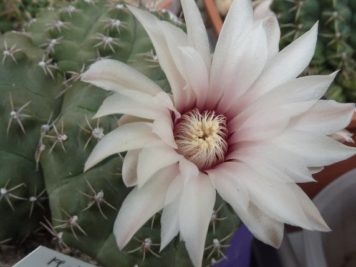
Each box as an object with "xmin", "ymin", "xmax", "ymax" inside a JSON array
[
  {"xmin": 291, "ymin": 100, "xmax": 355, "ymax": 135},
  {"xmin": 81, "ymin": 59, "xmax": 161, "ymax": 95},
  {"xmin": 211, "ymin": 0, "xmax": 254, "ymax": 89},
  {"xmin": 241, "ymin": 203, "xmax": 284, "ymax": 248},
  {"xmin": 179, "ymin": 173, "xmax": 216, "ymax": 267},
  {"xmin": 93, "ymin": 92, "xmax": 162, "ymax": 120},
  {"xmin": 234, "ymin": 163, "xmax": 329, "ymax": 231},
  {"xmin": 160, "ymin": 196, "xmax": 180, "ymax": 251},
  {"xmin": 164, "ymin": 175, "xmax": 183, "ymax": 205},
  {"xmin": 180, "ymin": 0, "xmax": 211, "ymax": 69},
  {"xmin": 210, "ymin": 163, "xmax": 283, "ymax": 247},
  {"xmin": 178, "ymin": 46, "xmax": 209, "ymax": 109},
  {"xmin": 330, "ymin": 130, "xmax": 354, "ymax": 143},
  {"xmin": 228, "ymin": 145, "xmax": 315, "ymax": 183},
  {"xmin": 178, "ymin": 157, "xmax": 199, "ymax": 184},
  {"xmin": 128, "ymin": 6, "xmax": 187, "ymax": 110},
  {"xmin": 275, "ymin": 130, "xmax": 356, "ymax": 167},
  {"xmin": 118, "ymin": 115, "xmax": 146, "ymax": 126},
  {"xmin": 254, "ymin": 0, "xmax": 274, "ymax": 19},
  {"xmin": 152, "ymin": 113, "xmax": 177, "ymax": 148},
  {"xmin": 253, "ymin": 0, "xmax": 280, "ymax": 59},
  {"xmin": 137, "ymin": 145, "xmax": 181, "ymax": 187},
  {"xmin": 229, "ymin": 74, "xmax": 336, "ymax": 142},
  {"xmin": 208, "ymin": 164, "xmax": 249, "ymax": 210},
  {"xmin": 84, "ymin": 122, "xmax": 157, "ymax": 171},
  {"xmin": 250, "ymin": 22, "xmax": 318, "ymax": 97},
  {"xmin": 122, "ymin": 149, "xmax": 140, "ymax": 187},
  {"xmin": 260, "ymin": 15, "xmax": 280, "ymax": 59},
  {"xmin": 217, "ymin": 23, "xmax": 268, "ymax": 113},
  {"xmin": 114, "ymin": 165, "xmax": 178, "ymax": 249},
  {"xmin": 210, "ymin": 0, "xmax": 254, "ymax": 106}
]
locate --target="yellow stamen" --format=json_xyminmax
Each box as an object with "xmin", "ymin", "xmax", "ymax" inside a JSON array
[{"xmin": 174, "ymin": 109, "xmax": 228, "ymax": 170}]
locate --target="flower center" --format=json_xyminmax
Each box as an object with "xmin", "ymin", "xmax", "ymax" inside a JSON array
[{"xmin": 174, "ymin": 109, "xmax": 228, "ymax": 170}]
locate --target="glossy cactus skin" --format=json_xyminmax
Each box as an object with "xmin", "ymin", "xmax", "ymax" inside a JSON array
[
  {"xmin": 0, "ymin": 1, "xmax": 240, "ymax": 266},
  {"xmin": 272, "ymin": 0, "xmax": 356, "ymax": 103}
]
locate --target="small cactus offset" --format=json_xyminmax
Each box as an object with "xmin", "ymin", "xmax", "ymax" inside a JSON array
[
  {"xmin": 272, "ymin": 0, "xmax": 356, "ymax": 103},
  {"xmin": 0, "ymin": 1, "xmax": 239, "ymax": 266}
]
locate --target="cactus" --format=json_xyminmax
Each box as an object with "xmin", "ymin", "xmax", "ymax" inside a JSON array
[
  {"xmin": 0, "ymin": 0, "xmax": 57, "ymax": 32},
  {"xmin": 0, "ymin": 31, "xmax": 62, "ymax": 242},
  {"xmin": 0, "ymin": 1, "xmax": 240, "ymax": 266},
  {"xmin": 272, "ymin": 0, "xmax": 356, "ymax": 103}
]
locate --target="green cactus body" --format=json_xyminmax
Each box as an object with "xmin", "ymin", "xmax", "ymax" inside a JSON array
[
  {"xmin": 0, "ymin": 1, "xmax": 240, "ymax": 266},
  {"xmin": 272, "ymin": 0, "xmax": 356, "ymax": 103},
  {"xmin": 0, "ymin": 0, "xmax": 55, "ymax": 33},
  {"xmin": 0, "ymin": 31, "xmax": 63, "ymax": 241}
]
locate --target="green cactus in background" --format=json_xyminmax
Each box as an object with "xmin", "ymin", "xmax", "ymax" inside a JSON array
[
  {"xmin": 0, "ymin": 1, "xmax": 239, "ymax": 266},
  {"xmin": 272, "ymin": 0, "xmax": 356, "ymax": 103},
  {"xmin": 0, "ymin": 0, "xmax": 59, "ymax": 32}
]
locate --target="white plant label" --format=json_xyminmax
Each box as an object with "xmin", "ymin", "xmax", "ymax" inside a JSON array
[{"xmin": 13, "ymin": 246, "xmax": 96, "ymax": 267}]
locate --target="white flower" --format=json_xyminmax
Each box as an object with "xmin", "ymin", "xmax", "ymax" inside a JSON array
[{"xmin": 81, "ymin": 0, "xmax": 356, "ymax": 266}]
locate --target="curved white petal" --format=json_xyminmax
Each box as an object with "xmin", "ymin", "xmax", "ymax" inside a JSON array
[
  {"xmin": 229, "ymin": 74, "xmax": 336, "ymax": 142},
  {"xmin": 253, "ymin": 0, "xmax": 280, "ymax": 58},
  {"xmin": 118, "ymin": 115, "xmax": 146, "ymax": 126},
  {"xmin": 275, "ymin": 130, "xmax": 356, "ymax": 167},
  {"xmin": 154, "ymin": 91, "xmax": 181, "ymax": 118},
  {"xmin": 250, "ymin": 22, "xmax": 318, "ymax": 97},
  {"xmin": 218, "ymin": 23, "xmax": 268, "ymax": 113},
  {"xmin": 211, "ymin": 0, "xmax": 254, "ymax": 106},
  {"xmin": 178, "ymin": 157, "xmax": 199, "ymax": 184},
  {"xmin": 152, "ymin": 113, "xmax": 177, "ymax": 148},
  {"xmin": 242, "ymin": 203, "xmax": 284, "ymax": 248},
  {"xmin": 211, "ymin": 0, "xmax": 254, "ymax": 90},
  {"xmin": 228, "ymin": 145, "xmax": 315, "ymax": 183},
  {"xmin": 309, "ymin": 167, "xmax": 324, "ymax": 174},
  {"xmin": 93, "ymin": 93, "xmax": 162, "ymax": 120},
  {"xmin": 128, "ymin": 6, "xmax": 187, "ymax": 110},
  {"xmin": 180, "ymin": 0, "xmax": 211, "ymax": 69},
  {"xmin": 330, "ymin": 130, "xmax": 354, "ymax": 143},
  {"xmin": 157, "ymin": 21, "xmax": 196, "ymax": 109},
  {"xmin": 178, "ymin": 46, "xmax": 209, "ymax": 109},
  {"xmin": 234, "ymin": 152, "xmax": 312, "ymax": 184},
  {"xmin": 81, "ymin": 59, "xmax": 161, "ymax": 95},
  {"xmin": 254, "ymin": 0, "xmax": 274, "ymax": 19},
  {"xmin": 291, "ymin": 100, "xmax": 355, "ymax": 135},
  {"xmin": 208, "ymin": 164, "xmax": 249, "ymax": 210},
  {"xmin": 160, "ymin": 196, "xmax": 180, "ymax": 251},
  {"xmin": 210, "ymin": 163, "xmax": 283, "ymax": 247},
  {"xmin": 122, "ymin": 149, "xmax": 140, "ymax": 187},
  {"xmin": 292, "ymin": 184, "xmax": 331, "ymax": 231},
  {"xmin": 114, "ymin": 165, "xmax": 178, "ymax": 249},
  {"xmin": 137, "ymin": 145, "xmax": 181, "ymax": 187},
  {"xmin": 84, "ymin": 122, "xmax": 157, "ymax": 171},
  {"xmin": 260, "ymin": 15, "xmax": 280, "ymax": 59},
  {"xmin": 234, "ymin": 163, "xmax": 329, "ymax": 231},
  {"xmin": 164, "ymin": 175, "xmax": 183, "ymax": 205},
  {"xmin": 179, "ymin": 173, "xmax": 216, "ymax": 267}
]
